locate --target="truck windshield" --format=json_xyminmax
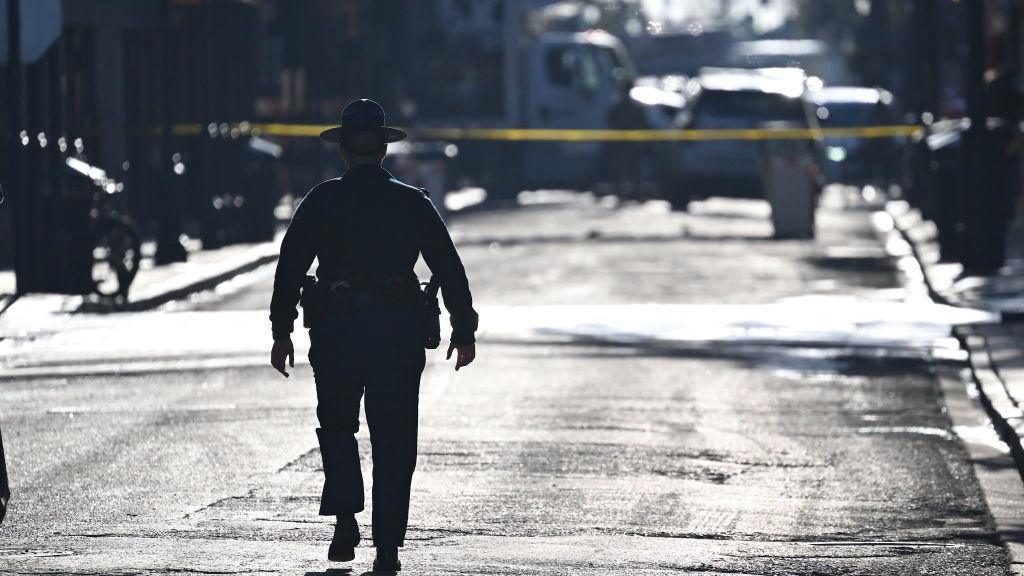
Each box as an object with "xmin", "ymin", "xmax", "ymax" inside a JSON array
[
  {"xmin": 546, "ymin": 46, "xmax": 577, "ymax": 86},
  {"xmin": 595, "ymin": 45, "xmax": 634, "ymax": 85},
  {"xmin": 546, "ymin": 45, "xmax": 601, "ymax": 92}
]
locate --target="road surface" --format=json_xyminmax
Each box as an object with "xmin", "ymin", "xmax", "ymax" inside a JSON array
[{"xmin": 0, "ymin": 190, "xmax": 1011, "ymax": 575}]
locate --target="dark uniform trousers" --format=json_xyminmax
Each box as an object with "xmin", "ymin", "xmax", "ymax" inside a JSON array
[{"xmin": 310, "ymin": 296, "xmax": 425, "ymax": 549}]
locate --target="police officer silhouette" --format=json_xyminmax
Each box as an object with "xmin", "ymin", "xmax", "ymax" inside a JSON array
[{"xmin": 269, "ymin": 100, "xmax": 478, "ymax": 571}]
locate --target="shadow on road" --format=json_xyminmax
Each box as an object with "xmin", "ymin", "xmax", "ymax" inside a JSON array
[
  {"xmin": 303, "ymin": 568, "xmax": 399, "ymax": 576},
  {"xmin": 971, "ymin": 454, "xmax": 1021, "ymax": 471},
  {"xmin": 807, "ymin": 253, "xmax": 893, "ymax": 272},
  {"xmin": 455, "ymin": 230, "xmax": 784, "ymax": 248},
  {"xmin": 484, "ymin": 332, "xmax": 937, "ymax": 378}
]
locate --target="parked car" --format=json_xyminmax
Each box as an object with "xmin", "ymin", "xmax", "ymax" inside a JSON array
[
  {"xmin": 672, "ymin": 67, "xmax": 823, "ymax": 209},
  {"xmin": 811, "ymin": 86, "xmax": 908, "ymax": 189}
]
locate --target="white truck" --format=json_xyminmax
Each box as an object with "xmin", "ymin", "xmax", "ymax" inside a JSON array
[{"xmin": 412, "ymin": 2, "xmax": 684, "ymax": 200}]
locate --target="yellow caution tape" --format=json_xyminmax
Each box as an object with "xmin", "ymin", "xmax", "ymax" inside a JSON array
[
  {"xmin": 171, "ymin": 122, "xmax": 924, "ymax": 142},
  {"xmin": 252, "ymin": 123, "xmax": 336, "ymax": 138},
  {"xmin": 412, "ymin": 125, "xmax": 923, "ymax": 141},
  {"xmin": 170, "ymin": 124, "xmax": 204, "ymax": 136}
]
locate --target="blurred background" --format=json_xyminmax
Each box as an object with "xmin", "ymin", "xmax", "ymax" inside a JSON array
[
  {"xmin": 9, "ymin": 5, "xmax": 1024, "ymax": 572},
  {"xmin": 0, "ymin": 0, "xmax": 1019, "ymax": 297}
]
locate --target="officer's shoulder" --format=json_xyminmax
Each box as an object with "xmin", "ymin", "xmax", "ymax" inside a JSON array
[
  {"xmin": 307, "ymin": 177, "xmax": 344, "ymax": 197},
  {"xmin": 299, "ymin": 178, "xmax": 342, "ymax": 203},
  {"xmin": 387, "ymin": 177, "xmax": 432, "ymax": 200},
  {"xmin": 293, "ymin": 178, "xmax": 341, "ymax": 216}
]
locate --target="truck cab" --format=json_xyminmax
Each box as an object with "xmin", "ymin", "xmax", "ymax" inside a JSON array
[
  {"xmin": 520, "ymin": 30, "xmax": 637, "ymax": 191},
  {"xmin": 428, "ymin": 25, "xmax": 677, "ymax": 200}
]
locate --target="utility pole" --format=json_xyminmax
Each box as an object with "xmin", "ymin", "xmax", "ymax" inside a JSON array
[
  {"xmin": 911, "ymin": 0, "xmax": 962, "ymax": 260},
  {"xmin": 960, "ymin": 0, "xmax": 1009, "ymax": 272},
  {"xmin": 154, "ymin": 0, "xmax": 187, "ymax": 264},
  {"xmin": 924, "ymin": 0, "xmax": 939, "ymax": 119},
  {"xmin": 965, "ymin": 0, "xmax": 986, "ymax": 134},
  {"xmin": 865, "ymin": 0, "xmax": 892, "ymax": 90},
  {"xmin": 913, "ymin": 0, "xmax": 938, "ymax": 122},
  {"xmin": 1010, "ymin": 0, "xmax": 1021, "ymax": 89},
  {"xmin": 6, "ymin": 0, "xmax": 30, "ymax": 292}
]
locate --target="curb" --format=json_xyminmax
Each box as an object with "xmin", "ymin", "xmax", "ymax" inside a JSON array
[
  {"xmin": 89, "ymin": 245, "xmax": 280, "ymax": 313},
  {"xmin": 883, "ymin": 201, "xmax": 955, "ymax": 307},
  {"xmin": 121, "ymin": 255, "xmax": 278, "ymax": 312},
  {"xmin": 0, "ymin": 294, "xmax": 18, "ymax": 317},
  {"xmin": 954, "ymin": 326, "xmax": 1024, "ymax": 483},
  {"xmin": 885, "ymin": 201, "xmax": 1024, "ymax": 485},
  {"xmin": 0, "ymin": 245, "xmax": 279, "ymax": 320}
]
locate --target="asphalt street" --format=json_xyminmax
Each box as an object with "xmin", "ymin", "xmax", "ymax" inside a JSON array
[{"xmin": 0, "ymin": 190, "xmax": 1013, "ymax": 575}]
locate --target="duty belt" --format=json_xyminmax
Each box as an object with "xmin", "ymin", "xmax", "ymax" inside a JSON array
[{"xmin": 327, "ymin": 275, "xmax": 417, "ymax": 307}]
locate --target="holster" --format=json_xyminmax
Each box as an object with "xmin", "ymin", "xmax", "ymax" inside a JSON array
[
  {"xmin": 300, "ymin": 275, "xmax": 329, "ymax": 329},
  {"xmin": 418, "ymin": 277, "xmax": 442, "ymax": 350}
]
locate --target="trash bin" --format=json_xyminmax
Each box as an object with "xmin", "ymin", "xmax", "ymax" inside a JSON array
[{"xmin": 759, "ymin": 137, "xmax": 817, "ymax": 239}]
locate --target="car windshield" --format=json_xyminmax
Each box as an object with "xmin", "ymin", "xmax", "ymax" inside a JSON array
[{"xmin": 693, "ymin": 89, "xmax": 808, "ymax": 128}]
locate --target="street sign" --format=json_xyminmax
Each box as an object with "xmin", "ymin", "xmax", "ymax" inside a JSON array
[{"xmin": 0, "ymin": 0, "xmax": 62, "ymax": 64}]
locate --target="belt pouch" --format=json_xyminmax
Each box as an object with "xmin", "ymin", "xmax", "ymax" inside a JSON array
[
  {"xmin": 419, "ymin": 277, "xmax": 442, "ymax": 349},
  {"xmin": 300, "ymin": 275, "xmax": 328, "ymax": 329}
]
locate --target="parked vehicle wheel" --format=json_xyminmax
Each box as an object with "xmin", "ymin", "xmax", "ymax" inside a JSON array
[{"xmin": 91, "ymin": 218, "xmax": 142, "ymax": 299}]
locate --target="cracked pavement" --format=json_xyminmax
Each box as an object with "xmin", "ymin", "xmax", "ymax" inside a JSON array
[{"xmin": 0, "ymin": 191, "xmax": 1013, "ymax": 574}]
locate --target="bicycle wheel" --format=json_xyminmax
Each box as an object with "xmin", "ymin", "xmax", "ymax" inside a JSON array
[{"xmin": 91, "ymin": 218, "xmax": 142, "ymax": 299}]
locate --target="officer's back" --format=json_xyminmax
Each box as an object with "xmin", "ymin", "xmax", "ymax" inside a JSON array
[
  {"xmin": 299, "ymin": 166, "xmax": 434, "ymax": 284},
  {"xmin": 273, "ymin": 162, "xmax": 473, "ymax": 338}
]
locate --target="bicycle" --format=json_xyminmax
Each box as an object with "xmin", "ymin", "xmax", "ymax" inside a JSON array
[{"xmin": 66, "ymin": 157, "xmax": 142, "ymax": 300}]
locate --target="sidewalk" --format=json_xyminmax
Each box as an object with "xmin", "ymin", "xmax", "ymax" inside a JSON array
[
  {"xmin": 886, "ymin": 200, "xmax": 1024, "ymax": 472},
  {"xmin": 0, "ymin": 236, "xmax": 280, "ymax": 326}
]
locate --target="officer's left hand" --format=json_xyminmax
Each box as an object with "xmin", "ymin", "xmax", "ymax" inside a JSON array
[{"xmin": 447, "ymin": 343, "xmax": 476, "ymax": 371}]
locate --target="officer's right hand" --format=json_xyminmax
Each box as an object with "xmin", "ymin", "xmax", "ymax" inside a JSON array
[
  {"xmin": 271, "ymin": 338, "xmax": 295, "ymax": 378},
  {"xmin": 447, "ymin": 343, "xmax": 476, "ymax": 371}
]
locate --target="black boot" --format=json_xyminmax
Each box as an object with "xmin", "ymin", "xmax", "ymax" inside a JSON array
[
  {"xmin": 327, "ymin": 515, "xmax": 360, "ymax": 562},
  {"xmin": 373, "ymin": 547, "xmax": 401, "ymax": 572}
]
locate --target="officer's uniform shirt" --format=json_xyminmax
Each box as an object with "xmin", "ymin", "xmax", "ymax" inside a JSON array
[{"xmin": 270, "ymin": 165, "xmax": 478, "ymax": 345}]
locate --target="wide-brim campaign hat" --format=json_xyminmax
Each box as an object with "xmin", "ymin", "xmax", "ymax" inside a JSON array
[{"xmin": 320, "ymin": 99, "xmax": 407, "ymax": 152}]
